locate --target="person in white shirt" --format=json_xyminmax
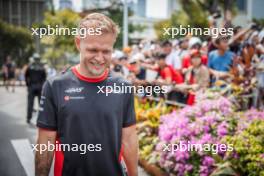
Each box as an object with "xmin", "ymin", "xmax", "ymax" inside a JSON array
[{"xmin": 161, "ymin": 40, "xmax": 182, "ymax": 70}]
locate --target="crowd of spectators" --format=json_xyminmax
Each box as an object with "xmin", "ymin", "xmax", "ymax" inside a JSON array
[{"xmin": 110, "ymin": 24, "xmax": 264, "ymax": 108}]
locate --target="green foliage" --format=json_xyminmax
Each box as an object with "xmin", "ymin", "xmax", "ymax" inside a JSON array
[
  {"xmin": 154, "ymin": 0, "xmax": 209, "ymax": 40},
  {"xmin": 154, "ymin": 0, "xmax": 237, "ymax": 40},
  {"xmin": 253, "ymin": 18, "xmax": 264, "ymax": 28},
  {"xmin": 39, "ymin": 9, "xmax": 80, "ymax": 66},
  {"xmin": 210, "ymin": 162, "xmax": 237, "ymax": 176},
  {"xmin": 107, "ymin": 7, "xmax": 138, "ymax": 48},
  {"xmin": 0, "ymin": 19, "xmax": 34, "ymax": 66},
  {"xmin": 39, "ymin": 7, "xmax": 138, "ymax": 66},
  {"xmin": 224, "ymin": 120, "xmax": 264, "ymax": 176},
  {"xmin": 106, "ymin": 8, "xmax": 124, "ymax": 49}
]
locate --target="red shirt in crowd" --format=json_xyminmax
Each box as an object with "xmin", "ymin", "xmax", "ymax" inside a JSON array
[
  {"xmin": 157, "ymin": 65, "xmax": 184, "ymax": 84},
  {"xmin": 182, "ymin": 55, "xmax": 208, "ymax": 69},
  {"xmin": 187, "ymin": 73, "xmax": 195, "ymax": 105}
]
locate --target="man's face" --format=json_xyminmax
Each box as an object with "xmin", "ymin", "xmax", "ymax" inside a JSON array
[
  {"xmin": 157, "ymin": 59, "xmax": 166, "ymax": 68},
  {"xmin": 218, "ymin": 40, "xmax": 228, "ymax": 51},
  {"xmin": 191, "ymin": 57, "xmax": 201, "ymax": 67},
  {"xmin": 75, "ymin": 32, "xmax": 116, "ymax": 76},
  {"xmin": 162, "ymin": 45, "xmax": 172, "ymax": 55},
  {"xmin": 181, "ymin": 40, "xmax": 189, "ymax": 49}
]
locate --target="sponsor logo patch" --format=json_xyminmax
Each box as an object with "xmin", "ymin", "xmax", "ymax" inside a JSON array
[{"xmin": 65, "ymin": 87, "xmax": 84, "ymax": 93}]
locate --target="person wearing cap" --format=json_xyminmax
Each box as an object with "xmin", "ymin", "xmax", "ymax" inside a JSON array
[
  {"xmin": 179, "ymin": 50, "xmax": 210, "ymax": 105},
  {"xmin": 182, "ymin": 37, "xmax": 208, "ymax": 72},
  {"xmin": 127, "ymin": 56, "xmax": 147, "ymax": 90},
  {"xmin": 25, "ymin": 53, "xmax": 46, "ymax": 123},
  {"xmin": 128, "ymin": 56, "xmax": 146, "ymax": 81}
]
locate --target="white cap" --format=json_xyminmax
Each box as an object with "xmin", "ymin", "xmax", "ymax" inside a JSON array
[
  {"xmin": 189, "ymin": 37, "xmax": 202, "ymax": 48},
  {"xmin": 112, "ymin": 50, "xmax": 124, "ymax": 60},
  {"xmin": 129, "ymin": 53, "xmax": 145, "ymax": 64}
]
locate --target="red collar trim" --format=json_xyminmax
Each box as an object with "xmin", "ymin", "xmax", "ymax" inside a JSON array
[{"xmin": 72, "ymin": 66, "xmax": 108, "ymax": 83}]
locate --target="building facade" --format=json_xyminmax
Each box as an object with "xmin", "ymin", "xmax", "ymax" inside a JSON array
[
  {"xmin": 59, "ymin": 0, "xmax": 72, "ymax": 10},
  {"xmin": 234, "ymin": 0, "xmax": 264, "ymax": 27},
  {"xmin": 0, "ymin": 0, "xmax": 47, "ymax": 27},
  {"xmin": 0, "ymin": 0, "xmax": 47, "ymax": 52}
]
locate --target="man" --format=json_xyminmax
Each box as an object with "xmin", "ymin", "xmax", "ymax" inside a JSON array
[
  {"xmin": 25, "ymin": 53, "xmax": 46, "ymax": 123},
  {"xmin": 176, "ymin": 38, "xmax": 189, "ymax": 62},
  {"xmin": 208, "ymin": 36, "xmax": 234, "ymax": 81},
  {"xmin": 161, "ymin": 40, "xmax": 182, "ymax": 70},
  {"xmin": 2, "ymin": 55, "xmax": 16, "ymax": 92},
  {"xmin": 35, "ymin": 13, "xmax": 138, "ymax": 176},
  {"xmin": 140, "ymin": 53, "xmax": 185, "ymax": 102}
]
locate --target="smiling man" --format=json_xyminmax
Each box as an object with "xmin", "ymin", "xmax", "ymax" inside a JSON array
[{"xmin": 35, "ymin": 13, "xmax": 138, "ymax": 176}]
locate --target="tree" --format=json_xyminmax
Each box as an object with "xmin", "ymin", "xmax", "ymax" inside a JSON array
[
  {"xmin": 0, "ymin": 19, "xmax": 34, "ymax": 66},
  {"xmin": 154, "ymin": 0, "xmax": 237, "ymax": 40},
  {"xmin": 38, "ymin": 9, "xmax": 80, "ymax": 66},
  {"xmin": 80, "ymin": 0, "xmax": 137, "ymax": 49},
  {"xmin": 40, "ymin": 1, "xmax": 140, "ymax": 67}
]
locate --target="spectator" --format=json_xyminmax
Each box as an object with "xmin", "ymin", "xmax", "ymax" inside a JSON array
[
  {"xmin": 182, "ymin": 37, "xmax": 208, "ymax": 73},
  {"xmin": 141, "ymin": 53, "xmax": 185, "ymax": 102},
  {"xmin": 161, "ymin": 40, "xmax": 182, "ymax": 70},
  {"xmin": 2, "ymin": 55, "xmax": 16, "ymax": 92},
  {"xmin": 182, "ymin": 50, "xmax": 210, "ymax": 105},
  {"xmin": 208, "ymin": 35, "xmax": 234, "ymax": 82},
  {"xmin": 173, "ymin": 38, "xmax": 189, "ymax": 69}
]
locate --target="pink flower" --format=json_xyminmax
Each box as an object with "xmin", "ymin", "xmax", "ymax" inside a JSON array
[
  {"xmin": 202, "ymin": 156, "xmax": 215, "ymax": 166},
  {"xmin": 217, "ymin": 122, "xmax": 228, "ymax": 137}
]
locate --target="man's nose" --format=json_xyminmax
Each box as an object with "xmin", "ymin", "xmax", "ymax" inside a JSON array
[{"xmin": 94, "ymin": 51, "xmax": 104, "ymax": 62}]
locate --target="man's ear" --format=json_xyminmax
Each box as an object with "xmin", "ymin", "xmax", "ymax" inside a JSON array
[{"xmin": 75, "ymin": 36, "xmax": 81, "ymax": 51}]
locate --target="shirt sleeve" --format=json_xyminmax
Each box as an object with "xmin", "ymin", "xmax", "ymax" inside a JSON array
[
  {"xmin": 122, "ymin": 91, "xmax": 136, "ymax": 128},
  {"xmin": 163, "ymin": 67, "xmax": 173, "ymax": 80},
  {"xmin": 208, "ymin": 51, "xmax": 213, "ymax": 69},
  {"xmin": 182, "ymin": 56, "xmax": 190, "ymax": 69},
  {"xmin": 166, "ymin": 55, "xmax": 173, "ymax": 66},
  {"xmin": 174, "ymin": 70, "xmax": 184, "ymax": 84},
  {"xmin": 37, "ymin": 80, "xmax": 58, "ymax": 130}
]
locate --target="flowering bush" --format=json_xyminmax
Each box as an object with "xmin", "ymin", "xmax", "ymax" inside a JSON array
[
  {"xmin": 222, "ymin": 112, "xmax": 264, "ymax": 176},
  {"xmin": 156, "ymin": 95, "xmax": 235, "ymax": 176},
  {"xmin": 154, "ymin": 93, "xmax": 264, "ymax": 176},
  {"xmin": 135, "ymin": 98, "xmax": 173, "ymax": 163}
]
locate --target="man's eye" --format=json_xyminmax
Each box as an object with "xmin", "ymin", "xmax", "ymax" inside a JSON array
[
  {"xmin": 103, "ymin": 50, "xmax": 110, "ymax": 54},
  {"xmin": 88, "ymin": 49, "xmax": 97, "ymax": 53}
]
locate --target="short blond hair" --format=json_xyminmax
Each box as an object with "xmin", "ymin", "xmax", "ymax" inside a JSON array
[{"xmin": 78, "ymin": 13, "xmax": 119, "ymax": 38}]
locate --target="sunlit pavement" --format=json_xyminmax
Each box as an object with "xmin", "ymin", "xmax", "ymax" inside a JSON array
[{"xmin": 0, "ymin": 86, "xmax": 148, "ymax": 176}]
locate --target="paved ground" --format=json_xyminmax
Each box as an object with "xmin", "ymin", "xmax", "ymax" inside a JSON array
[{"xmin": 0, "ymin": 86, "xmax": 148, "ymax": 176}]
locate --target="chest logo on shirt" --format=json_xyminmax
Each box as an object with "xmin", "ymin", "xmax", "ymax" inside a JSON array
[
  {"xmin": 65, "ymin": 87, "xmax": 84, "ymax": 93},
  {"xmin": 64, "ymin": 96, "xmax": 70, "ymax": 101},
  {"xmin": 64, "ymin": 95, "xmax": 85, "ymax": 101}
]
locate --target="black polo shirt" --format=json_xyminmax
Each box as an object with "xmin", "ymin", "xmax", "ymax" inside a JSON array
[{"xmin": 37, "ymin": 66, "xmax": 136, "ymax": 176}]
